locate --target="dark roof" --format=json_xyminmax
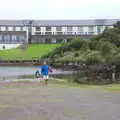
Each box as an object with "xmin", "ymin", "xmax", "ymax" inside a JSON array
[
  {"xmin": 0, "ymin": 19, "xmax": 119, "ymax": 26},
  {"xmin": 34, "ymin": 19, "xmax": 120, "ymax": 26},
  {"xmin": 0, "ymin": 20, "xmax": 23, "ymax": 26}
]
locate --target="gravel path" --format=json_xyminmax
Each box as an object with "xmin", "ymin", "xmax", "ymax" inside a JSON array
[{"xmin": 0, "ymin": 82, "xmax": 120, "ymax": 120}]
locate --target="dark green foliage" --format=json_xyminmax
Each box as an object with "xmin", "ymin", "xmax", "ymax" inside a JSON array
[
  {"xmin": 42, "ymin": 26, "xmax": 120, "ymax": 84},
  {"xmin": 42, "ymin": 38, "xmax": 89, "ymax": 59},
  {"xmin": 93, "ymin": 28, "xmax": 120, "ymax": 47},
  {"xmin": 68, "ymin": 38, "xmax": 89, "ymax": 50},
  {"xmin": 43, "ymin": 27, "xmax": 120, "ymax": 68},
  {"xmin": 113, "ymin": 21, "xmax": 120, "ymax": 28},
  {"xmin": 89, "ymin": 40, "xmax": 99, "ymax": 50},
  {"xmin": 86, "ymin": 52, "xmax": 103, "ymax": 64},
  {"xmin": 108, "ymin": 53, "xmax": 120, "ymax": 66},
  {"xmin": 74, "ymin": 52, "xmax": 79, "ymax": 57}
]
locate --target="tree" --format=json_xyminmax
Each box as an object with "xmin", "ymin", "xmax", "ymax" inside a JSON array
[{"xmin": 113, "ymin": 21, "xmax": 120, "ymax": 29}]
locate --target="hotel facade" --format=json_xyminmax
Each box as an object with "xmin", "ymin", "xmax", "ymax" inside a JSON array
[{"xmin": 0, "ymin": 19, "xmax": 119, "ymax": 44}]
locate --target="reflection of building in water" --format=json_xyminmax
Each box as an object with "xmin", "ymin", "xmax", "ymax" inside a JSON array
[{"xmin": 0, "ymin": 19, "xmax": 119, "ymax": 44}]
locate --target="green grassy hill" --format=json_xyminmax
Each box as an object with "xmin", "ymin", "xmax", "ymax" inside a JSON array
[{"xmin": 0, "ymin": 44, "xmax": 60, "ymax": 60}]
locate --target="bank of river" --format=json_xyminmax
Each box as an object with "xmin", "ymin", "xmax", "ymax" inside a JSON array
[{"xmin": 0, "ymin": 66, "xmax": 75, "ymax": 82}]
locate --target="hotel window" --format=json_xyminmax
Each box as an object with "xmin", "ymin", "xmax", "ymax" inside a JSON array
[
  {"xmin": 4, "ymin": 35, "xmax": 10, "ymax": 40},
  {"xmin": 20, "ymin": 27, "xmax": 23, "ymax": 31},
  {"xmin": 78, "ymin": 26, "xmax": 83, "ymax": 31},
  {"xmin": 11, "ymin": 35, "xmax": 17, "ymax": 41},
  {"xmin": 16, "ymin": 27, "xmax": 20, "ymax": 31},
  {"xmin": 8, "ymin": 27, "xmax": 13, "ymax": 31},
  {"xmin": 19, "ymin": 35, "xmax": 25, "ymax": 43},
  {"xmin": 35, "ymin": 32, "xmax": 41, "ymax": 35},
  {"xmin": 67, "ymin": 26, "xmax": 72, "ymax": 32},
  {"xmin": 28, "ymin": 27, "xmax": 31, "ymax": 32},
  {"xmin": 13, "ymin": 26, "xmax": 16, "ymax": 31},
  {"xmin": 0, "ymin": 35, "xmax": 2, "ymax": 41},
  {"xmin": 4, "ymin": 35, "xmax": 10, "ymax": 43},
  {"xmin": 56, "ymin": 27, "xmax": 62, "ymax": 35},
  {"xmin": 1, "ymin": 27, "xmax": 6, "ymax": 31},
  {"xmin": 56, "ymin": 32, "xmax": 63, "ymax": 35},
  {"xmin": 66, "ymin": 32, "xmax": 72, "ymax": 35},
  {"xmin": 36, "ymin": 27, "xmax": 41, "ymax": 31},
  {"xmin": 88, "ymin": 26, "xmax": 94, "ymax": 34},
  {"xmin": 46, "ymin": 26, "xmax": 51, "ymax": 31},
  {"xmin": 45, "ymin": 32, "xmax": 52, "ymax": 35},
  {"xmin": 56, "ymin": 27, "xmax": 62, "ymax": 31},
  {"xmin": 78, "ymin": 26, "xmax": 84, "ymax": 34},
  {"xmin": 6, "ymin": 26, "xmax": 8, "ymax": 31},
  {"xmin": 97, "ymin": 26, "xmax": 102, "ymax": 34}
]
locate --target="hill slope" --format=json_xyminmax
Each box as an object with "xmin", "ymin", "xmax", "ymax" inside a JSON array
[{"xmin": 0, "ymin": 44, "xmax": 60, "ymax": 60}]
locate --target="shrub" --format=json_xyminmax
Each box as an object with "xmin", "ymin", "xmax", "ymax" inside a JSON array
[
  {"xmin": 92, "ymin": 28, "xmax": 120, "ymax": 47},
  {"xmin": 99, "ymin": 41, "xmax": 117, "ymax": 56},
  {"xmin": 85, "ymin": 51, "xmax": 105, "ymax": 65},
  {"xmin": 108, "ymin": 53, "xmax": 120, "ymax": 66},
  {"xmin": 69, "ymin": 38, "xmax": 89, "ymax": 50},
  {"xmin": 74, "ymin": 52, "xmax": 79, "ymax": 57}
]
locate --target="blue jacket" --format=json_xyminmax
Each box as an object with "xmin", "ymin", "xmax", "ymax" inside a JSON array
[{"xmin": 40, "ymin": 65, "xmax": 49, "ymax": 76}]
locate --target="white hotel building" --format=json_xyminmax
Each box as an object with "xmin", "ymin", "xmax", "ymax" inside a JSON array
[{"xmin": 0, "ymin": 19, "xmax": 119, "ymax": 44}]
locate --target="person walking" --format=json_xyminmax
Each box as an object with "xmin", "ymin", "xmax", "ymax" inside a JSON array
[{"xmin": 40, "ymin": 61, "xmax": 52, "ymax": 85}]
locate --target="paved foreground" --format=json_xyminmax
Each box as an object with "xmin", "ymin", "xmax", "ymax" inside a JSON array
[{"xmin": 0, "ymin": 82, "xmax": 120, "ymax": 120}]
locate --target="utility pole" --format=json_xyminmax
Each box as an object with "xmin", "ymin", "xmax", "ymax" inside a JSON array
[
  {"xmin": 28, "ymin": 20, "xmax": 33, "ymax": 44},
  {"xmin": 22, "ymin": 20, "xmax": 34, "ymax": 51},
  {"xmin": 22, "ymin": 20, "xmax": 28, "ymax": 51}
]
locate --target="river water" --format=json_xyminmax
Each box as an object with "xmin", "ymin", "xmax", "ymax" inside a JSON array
[{"xmin": 0, "ymin": 66, "xmax": 74, "ymax": 82}]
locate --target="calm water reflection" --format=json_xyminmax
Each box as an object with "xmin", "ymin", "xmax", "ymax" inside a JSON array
[
  {"xmin": 0, "ymin": 66, "xmax": 74, "ymax": 81},
  {"xmin": 0, "ymin": 66, "xmax": 38, "ymax": 76}
]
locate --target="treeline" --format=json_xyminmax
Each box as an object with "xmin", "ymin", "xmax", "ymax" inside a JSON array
[{"xmin": 42, "ymin": 25, "xmax": 120, "ymax": 83}]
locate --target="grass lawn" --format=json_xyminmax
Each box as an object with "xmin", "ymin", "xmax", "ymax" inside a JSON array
[
  {"xmin": 2, "ymin": 79, "xmax": 120, "ymax": 92},
  {"xmin": 0, "ymin": 44, "xmax": 60, "ymax": 60},
  {"xmin": 52, "ymin": 79, "xmax": 120, "ymax": 91}
]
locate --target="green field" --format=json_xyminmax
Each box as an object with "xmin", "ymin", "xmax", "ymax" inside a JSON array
[{"xmin": 0, "ymin": 44, "xmax": 60, "ymax": 60}]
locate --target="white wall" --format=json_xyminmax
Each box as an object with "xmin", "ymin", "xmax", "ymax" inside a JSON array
[
  {"xmin": 16, "ymin": 27, "xmax": 20, "ymax": 31},
  {"xmin": 51, "ymin": 27, "xmax": 56, "ymax": 34},
  {"xmin": 1, "ymin": 27, "xmax": 6, "ymax": 31},
  {"xmin": 31, "ymin": 25, "xmax": 113, "ymax": 35},
  {"xmin": 8, "ymin": 27, "xmax": 13, "ymax": 31},
  {"xmin": 72, "ymin": 27, "xmax": 77, "ymax": 34},
  {"xmin": 62, "ymin": 27, "xmax": 67, "ymax": 34},
  {"xmin": 0, "ymin": 44, "xmax": 21, "ymax": 50}
]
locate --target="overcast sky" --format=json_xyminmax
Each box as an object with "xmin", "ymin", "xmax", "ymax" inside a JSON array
[{"xmin": 0, "ymin": 0, "xmax": 120, "ymax": 19}]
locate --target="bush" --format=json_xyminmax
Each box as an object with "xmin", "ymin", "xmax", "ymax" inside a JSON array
[
  {"xmin": 92, "ymin": 28, "xmax": 120, "ymax": 47},
  {"xmin": 85, "ymin": 51, "xmax": 105, "ymax": 65},
  {"xmin": 108, "ymin": 53, "xmax": 120, "ymax": 66},
  {"xmin": 69, "ymin": 38, "xmax": 89, "ymax": 50},
  {"xmin": 74, "ymin": 52, "xmax": 79, "ymax": 57}
]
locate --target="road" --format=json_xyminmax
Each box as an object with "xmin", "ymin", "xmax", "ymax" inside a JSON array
[{"xmin": 0, "ymin": 82, "xmax": 120, "ymax": 120}]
